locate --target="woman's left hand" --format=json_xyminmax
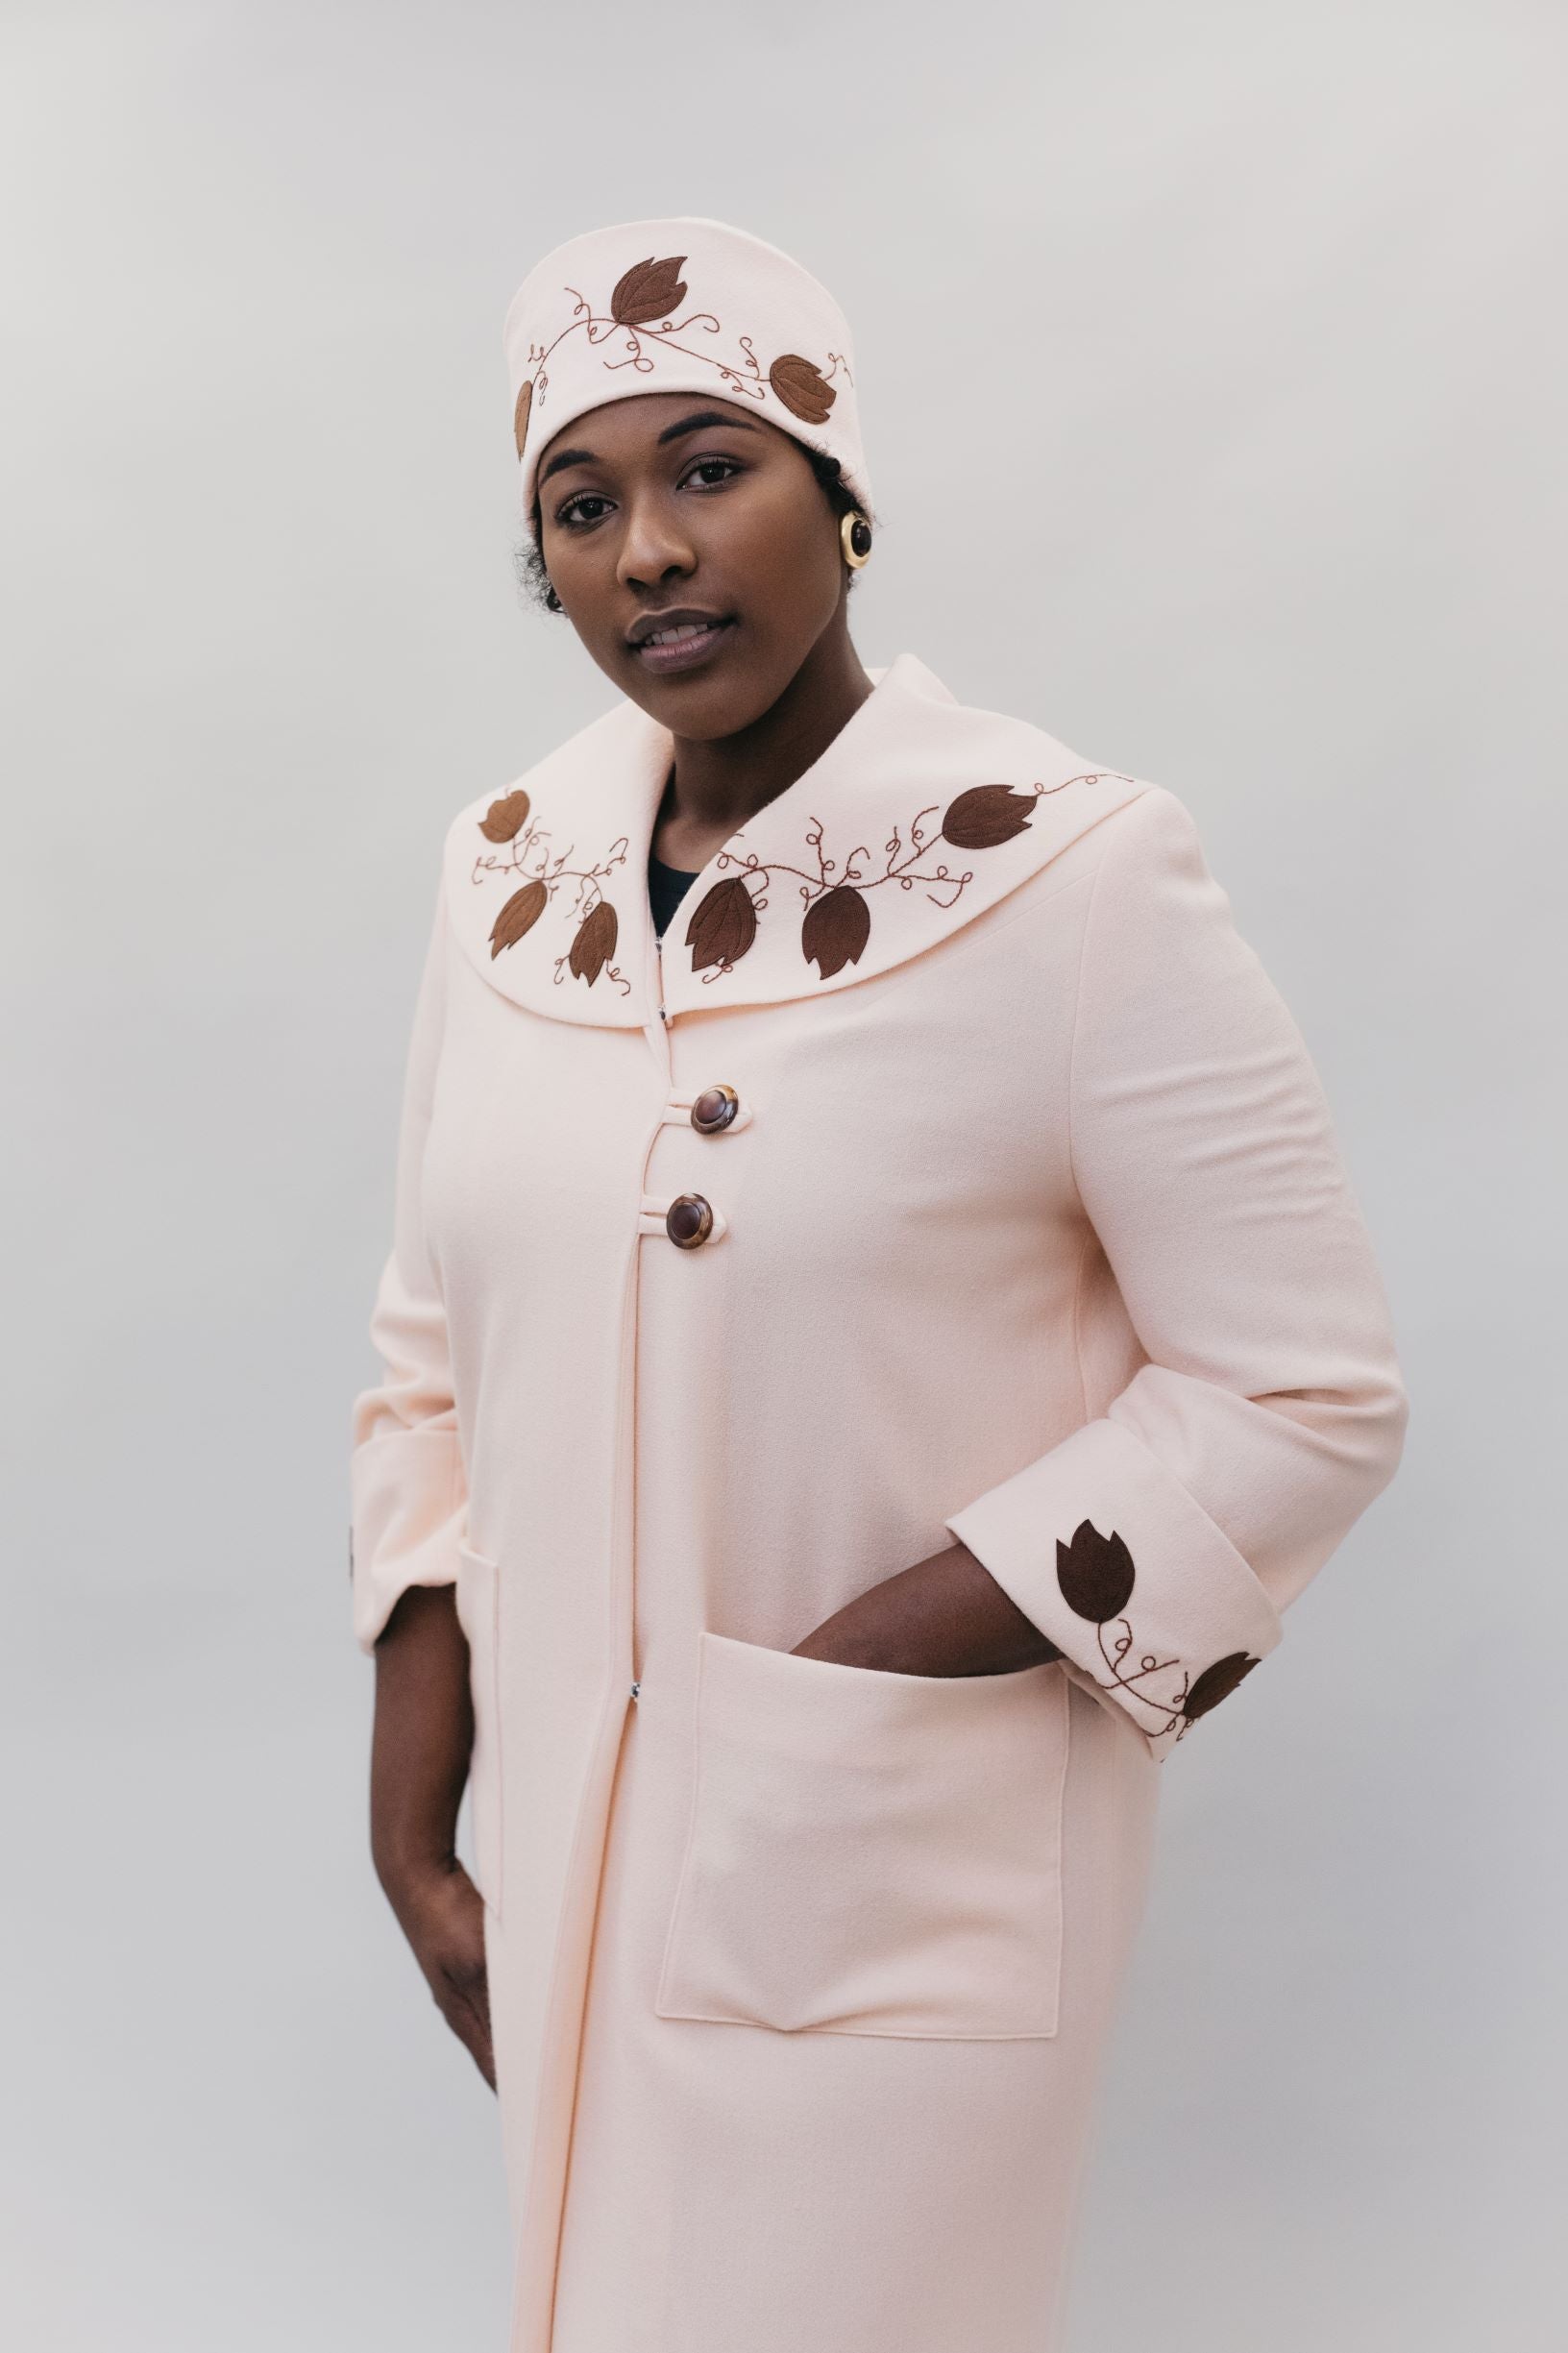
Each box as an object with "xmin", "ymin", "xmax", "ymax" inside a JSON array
[{"xmin": 790, "ymin": 1541, "xmax": 1066, "ymax": 1678}]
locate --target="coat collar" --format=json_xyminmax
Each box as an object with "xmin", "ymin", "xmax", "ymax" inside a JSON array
[{"xmin": 443, "ymin": 651, "xmax": 1150, "ymax": 1028}]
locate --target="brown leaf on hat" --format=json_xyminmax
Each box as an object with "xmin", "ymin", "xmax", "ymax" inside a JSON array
[
  {"xmin": 685, "ymin": 875, "xmax": 758, "ymax": 973},
  {"xmin": 942, "ymin": 785, "xmax": 1038, "ymax": 850},
  {"xmin": 568, "ymin": 898, "xmax": 619, "ymax": 984},
  {"xmin": 610, "ymin": 256, "xmax": 688, "ymax": 327},
  {"xmin": 802, "ymin": 884, "xmax": 870, "ymax": 978},
  {"xmin": 479, "ymin": 789, "xmax": 531, "ymax": 844},
  {"xmin": 1183, "ymin": 1653, "xmax": 1261, "ymax": 1725},
  {"xmin": 769, "ymin": 355, "xmax": 837, "ymax": 425},
  {"xmin": 513, "ymin": 378, "xmax": 533, "ymax": 458},
  {"xmin": 1055, "ymin": 1519, "xmax": 1137, "ymax": 1623},
  {"xmin": 490, "ymin": 879, "xmax": 549, "ymax": 958}
]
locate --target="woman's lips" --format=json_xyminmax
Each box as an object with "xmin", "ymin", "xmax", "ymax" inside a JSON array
[{"xmin": 634, "ymin": 619, "xmax": 736, "ymax": 674}]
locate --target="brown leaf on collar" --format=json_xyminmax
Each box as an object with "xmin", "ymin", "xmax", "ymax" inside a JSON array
[
  {"xmin": 801, "ymin": 884, "xmax": 870, "ymax": 979},
  {"xmin": 942, "ymin": 785, "xmax": 1037, "ymax": 850},
  {"xmin": 489, "ymin": 879, "xmax": 548, "ymax": 958},
  {"xmin": 479, "ymin": 789, "xmax": 531, "ymax": 844},
  {"xmin": 768, "ymin": 354, "xmax": 837, "ymax": 425},
  {"xmin": 568, "ymin": 898, "xmax": 619, "ymax": 984},
  {"xmin": 610, "ymin": 256, "xmax": 688, "ymax": 327},
  {"xmin": 685, "ymin": 875, "xmax": 758, "ymax": 973}
]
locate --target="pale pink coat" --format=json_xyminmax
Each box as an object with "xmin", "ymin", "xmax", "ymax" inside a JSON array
[{"xmin": 348, "ymin": 652, "xmax": 1409, "ymax": 2351}]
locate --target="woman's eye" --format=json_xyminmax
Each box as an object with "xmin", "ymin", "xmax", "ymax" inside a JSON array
[
  {"xmin": 556, "ymin": 458, "xmax": 740, "ymax": 528},
  {"xmin": 683, "ymin": 457, "xmax": 743, "ymax": 490},
  {"xmin": 558, "ymin": 492, "xmax": 611, "ymax": 527}
]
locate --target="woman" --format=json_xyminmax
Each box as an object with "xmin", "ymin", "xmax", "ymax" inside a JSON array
[{"xmin": 350, "ymin": 215, "xmax": 1409, "ymax": 2353}]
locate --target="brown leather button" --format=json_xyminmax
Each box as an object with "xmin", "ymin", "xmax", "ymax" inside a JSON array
[
  {"xmin": 666, "ymin": 1192, "xmax": 715, "ymax": 1248},
  {"xmin": 690, "ymin": 1084, "xmax": 740, "ymax": 1135}
]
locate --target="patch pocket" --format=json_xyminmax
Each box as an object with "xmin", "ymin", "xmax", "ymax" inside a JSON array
[
  {"xmin": 453, "ymin": 1541, "xmax": 503, "ymax": 1921},
  {"xmin": 653, "ymin": 1630, "xmax": 1069, "ymax": 2039}
]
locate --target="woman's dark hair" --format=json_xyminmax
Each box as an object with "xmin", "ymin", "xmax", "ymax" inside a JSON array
[{"xmin": 514, "ymin": 441, "xmax": 872, "ymax": 616}]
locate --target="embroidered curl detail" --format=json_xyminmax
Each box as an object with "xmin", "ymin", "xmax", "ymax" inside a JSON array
[
  {"xmin": 1054, "ymin": 1518, "xmax": 1263, "ymax": 1745},
  {"xmin": 473, "ymin": 790, "xmax": 632, "ymax": 996},
  {"xmin": 681, "ymin": 771, "xmax": 1132, "ymax": 985},
  {"xmin": 512, "ymin": 254, "xmax": 851, "ymax": 458}
]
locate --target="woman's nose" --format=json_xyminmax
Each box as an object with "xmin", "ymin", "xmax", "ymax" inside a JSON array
[{"xmin": 616, "ymin": 499, "xmax": 697, "ymax": 592}]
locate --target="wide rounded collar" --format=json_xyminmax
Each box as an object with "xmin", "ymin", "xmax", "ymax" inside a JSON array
[{"xmin": 443, "ymin": 651, "xmax": 1150, "ymax": 1028}]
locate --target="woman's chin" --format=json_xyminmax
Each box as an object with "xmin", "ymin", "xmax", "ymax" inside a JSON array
[{"xmin": 621, "ymin": 654, "xmax": 784, "ymax": 741}]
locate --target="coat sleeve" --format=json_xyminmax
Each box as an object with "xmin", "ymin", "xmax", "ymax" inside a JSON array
[
  {"xmin": 943, "ymin": 786, "xmax": 1409, "ymax": 1761},
  {"xmin": 348, "ymin": 884, "xmax": 466, "ymax": 1654}
]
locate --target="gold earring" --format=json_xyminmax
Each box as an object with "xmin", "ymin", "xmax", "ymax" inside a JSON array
[{"xmin": 841, "ymin": 509, "xmax": 872, "ymax": 568}]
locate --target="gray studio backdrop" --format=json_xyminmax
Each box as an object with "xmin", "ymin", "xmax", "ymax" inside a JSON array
[{"xmin": 4, "ymin": 3, "xmax": 1562, "ymax": 2347}]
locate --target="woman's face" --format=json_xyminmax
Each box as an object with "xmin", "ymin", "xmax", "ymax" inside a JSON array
[{"xmin": 533, "ymin": 392, "xmax": 849, "ymax": 738}]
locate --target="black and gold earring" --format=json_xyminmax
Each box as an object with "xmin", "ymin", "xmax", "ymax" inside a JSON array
[{"xmin": 841, "ymin": 509, "xmax": 872, "ymax": 568}]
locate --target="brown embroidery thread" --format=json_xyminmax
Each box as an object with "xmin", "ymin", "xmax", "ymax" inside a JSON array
[
  {"xmin": 514, "ymin": 254, "xmax": 851, "ymax": 450},
  {"xmin": 473, "ymin": 795, "xmax": 633, "ymax": 996},
  {"xmin": 683, "ymin": 771, "xmax": 1132, "ymax": 984},
  {"xmin": 1055, "ymin": 1517, "xmax": 1261, "ymax": 1744}
]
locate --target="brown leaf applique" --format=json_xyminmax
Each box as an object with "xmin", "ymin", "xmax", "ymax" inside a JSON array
[
  {"xmin": 769, "ymin": 354, "xmax": 837, "ymax": 425},
  {"xmin": 802, "ymin": 884, "xmax": 870, "ymax": 978},
  {"xmin": 479, "ymin": 789, "xmax": 531, "ymax": 844},
  {"xmin": 942, "ymin": 785, "xmax": 1038, "ymax": 850},
  {"xmin": 512, "ymin": 263, "xmax": 851, "ymax": 463},
  {"xmin": 474, "ymin": 798, "xmax": 632, "ymax": 994},
  {"xmin": 1056, "ymin": 1519, "xmax": 1137, "ymax": 1622},
  {"xmin": 1183, "ymin": 1653, "xmax": 1261, "ymax": 1724},
  {"xmin": 685, "ymin": 874, "xmax": 759, "ymax": 973},
  {"xmin": 490, "ymin": 878, "xmax": 549, "ymax": 958},
  {"xmin": 678, "ymin": 771, "xmax": 1130, "ymax": 990},
  {"xmin": 611, "ymin": 255, "xmax": 688, "ymax": 327},
  {"xmin": 567, "ymin": 898, "xmax": 619, "ymax": 985},
  {"xmin": 1056, "ymin": 1517, "xmax": 1262, "ymax": 1744}
]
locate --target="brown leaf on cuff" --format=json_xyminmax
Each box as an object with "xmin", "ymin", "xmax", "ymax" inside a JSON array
[{"xmin": 1056, "ymin": 1519, "xmax": 1137, "ymax": 1622}]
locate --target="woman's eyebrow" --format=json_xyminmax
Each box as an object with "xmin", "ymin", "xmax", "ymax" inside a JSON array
[
  {"xmin": 538, "ymin": 445, "xmax": 597, "ymax": 488},
  {"xmin": 539, "ymin": 408, "xmax": 764, "ymax": 491},
  {"xmin": 654, "ymin": 408, "xmax": 764, "ymax": 446}
]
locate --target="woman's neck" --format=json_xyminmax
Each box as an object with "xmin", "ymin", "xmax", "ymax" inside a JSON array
[{"xmin": 651, "ymin": 625, "xmax": 873, "ymax": 871}]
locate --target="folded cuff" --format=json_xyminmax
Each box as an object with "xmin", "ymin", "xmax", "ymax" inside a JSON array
[
  {"xmin": 349, "ymin": 1428, "xmax": 467, "ymax": 1653},
  {"xmin": 943, "ymin": 1417, "xmax": 1284, "ymax": 1761}
]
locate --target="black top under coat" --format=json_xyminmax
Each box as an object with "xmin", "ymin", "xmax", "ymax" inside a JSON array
[{"xmin": 648, "ymin": 847, "xmax": 700, "ymax": 942}]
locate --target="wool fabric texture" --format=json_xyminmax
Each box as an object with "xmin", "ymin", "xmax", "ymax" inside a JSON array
[{"xmin": 503, "ymin": 215, "xmax": 873, "ymax": 529}]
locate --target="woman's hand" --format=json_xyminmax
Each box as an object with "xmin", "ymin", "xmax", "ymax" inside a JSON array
[
  {"xmin": 790, "ymin": 1540, "xmax": 1066, "ymax": 1678},
  {"xmin": 371, "ymin": 1582, "xmax": 496, "ymax": 2091},
  {"xmin": 379, "ymin": 1853, "xmax": 496, "ymax": 2091}
]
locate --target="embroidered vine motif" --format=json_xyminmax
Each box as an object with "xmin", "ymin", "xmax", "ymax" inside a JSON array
[
  {"xmin": 682, "ymin": 771, "xmax": 1132, "ymax": 984},
  {"xmin": 1055, "ymin": 1519, "xmax": 1261, "ymax": 1743},
  {"xmin": 473, "ymin": 788, "xmax": 633, "ymax": 995},
  {"xmin": 513, "ymin": 253, "xmax": 852, "ymax": 457}
]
